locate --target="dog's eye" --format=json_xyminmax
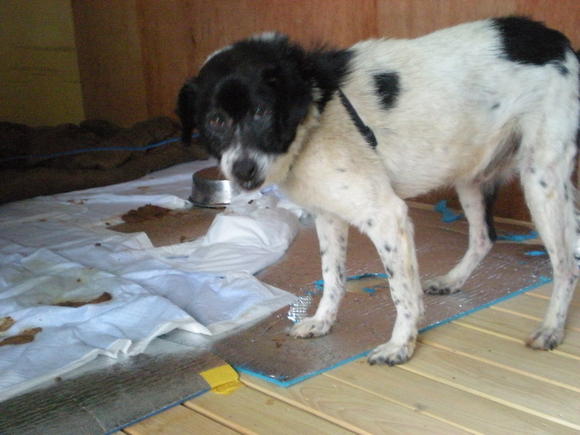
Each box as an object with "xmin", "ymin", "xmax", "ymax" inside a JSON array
[{"xmin": 208, "ymin": 113, "xmax": 228, "ymax": 130}]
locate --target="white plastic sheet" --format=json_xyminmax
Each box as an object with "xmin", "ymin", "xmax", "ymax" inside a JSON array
[{"xmin": 0, "ymin": 160, "xmax": 298, "ymax": 401}]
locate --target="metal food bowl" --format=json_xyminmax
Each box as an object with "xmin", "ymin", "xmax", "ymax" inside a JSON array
[{"xmin": 190, "ymin": 166, "xmax": 239, "ymax": 208}]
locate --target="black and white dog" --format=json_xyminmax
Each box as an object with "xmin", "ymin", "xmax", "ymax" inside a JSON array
[{"xmin": 178, "ymin": 17, "xmax": 579, "ymax": 366}]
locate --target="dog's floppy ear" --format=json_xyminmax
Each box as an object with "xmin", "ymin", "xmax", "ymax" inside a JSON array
[{"xmin": 176, "ymin": 79, "xmax": 198, "ymax": 146}]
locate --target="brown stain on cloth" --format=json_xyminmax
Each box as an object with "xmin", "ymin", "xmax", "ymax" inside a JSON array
[
  {"xmin": 0, "ymin": 327, "xmax": 42, "ymax": 347},
  {"xmin": 121, "ymin": 205, "xmax": 172, "ymax": 223},
  {"xmin": 0, "ymin": 292, "xmax": 112, "ymax": 347},
  {"xmin": 0, "ymin": 317, "xmax": 15, "ymax": 333},
  {"xmin": 112, "ymin": 206, "xmax": 219, "ymax": 247},
  {"xmin": 54, "ymin": 291, "xmax": 113, "ymax": 308}
]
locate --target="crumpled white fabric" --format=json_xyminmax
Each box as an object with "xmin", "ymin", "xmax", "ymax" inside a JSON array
[
  {"xmin": 0, "ymin": 160, "xmax": 299, "ymax": 401},
  {"xmin": 151, "ymin": 192, "xmax": 301, "ymax": 274}
]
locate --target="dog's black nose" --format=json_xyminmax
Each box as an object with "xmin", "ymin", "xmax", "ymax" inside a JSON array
[{"xmin": 233, "ymin": 159, "xmax": 257, "ymax": 182}]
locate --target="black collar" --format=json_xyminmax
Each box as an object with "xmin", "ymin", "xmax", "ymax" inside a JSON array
[{"xmin": 337, "ymin": 88, "xmax": 378, "ymax": 149}]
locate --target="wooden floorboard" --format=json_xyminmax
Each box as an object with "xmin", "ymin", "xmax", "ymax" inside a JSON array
[
  {"xmin": 243, "ymin": 373, "xmax": 467, "ymax": 434},
  {"xmin": 185, "ymin": 384, "xmax": 352, "ymax": 434},
  {"xmin": 421, "ymin": 323, "xmax": 580, "ymax": 391},
  {"xmin": 327, "ymin": 360, "xmax": 567, "ymax": 434},
  {"xmin": 493, "ymin": 296, "xmax": 580, "ymax": 332},
  {"xmin": 399, "ymin": 344, "xmax": 579, "ymax": 429},
  {"xmin": 123, "ymin": 405, "xmax": 239, "ymax": 435},
  {"xmin": 527, "ymin": 285, "xmax": 580, "ymax": 306},
  {"xmin": 129, "ymin": 280, "xmax": 580, "ymax": 434},
  {"xmin": 458, "ymin": 308, "xmax": 580, "ymax": 357}
]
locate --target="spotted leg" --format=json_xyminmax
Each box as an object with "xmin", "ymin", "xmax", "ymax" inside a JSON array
[
  {"xmin": 521, "ymin": 156, "xmax": 579, "ymax": 350},
  {"xmin": 359, "ymin": 197, "xmax": 424, "ymax": 365},
  {"xmin": 289, "ymin": 212, "xmax": 348, "ymax": 338}
]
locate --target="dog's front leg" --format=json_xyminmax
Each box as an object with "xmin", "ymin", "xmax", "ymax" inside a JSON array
[
  {"xmin": 362, "ymin": 198, "xmax": 424, "ymax": 365},
  {"xmin": 289, "ymin": 212, "xmax": 348, "ymax": 338}
]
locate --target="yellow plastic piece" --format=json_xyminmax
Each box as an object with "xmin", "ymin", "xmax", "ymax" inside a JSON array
[{"xmin": 200, "ymin": 364, "xmax": 241, "ymax": 395}]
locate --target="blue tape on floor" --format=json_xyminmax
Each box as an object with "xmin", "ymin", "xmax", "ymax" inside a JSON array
[
  {"xmin": 525, "ymin": 250, "xmax": 547, "ymax": 256},
  {"xmin": 418, "ymin": 275, "xmax": 551, "ymax": 334},
  {"xmin": 498, "ymin": 230, "xmax": 539, "ymax": 242},
  {"xmin": 434, "ymin": 200, "xmax": 464, "ymax": 223},
  {"xmin": 314, "ymin": 272, "xmax": 389, "ymax": 290},
  {"xmin": 434, "ymin": 201, "xmax": 539, "ymax": 243}
]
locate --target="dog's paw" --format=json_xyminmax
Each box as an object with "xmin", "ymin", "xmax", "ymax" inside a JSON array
[
  {"xmin": 289, "ymin": 317, "xmax": 332, "ymax": 338},
  {"xmin": 367, "ymin": 339, "xmax": 416, "ymax": 366},
  {"xmin": 526, "ymin": 326, "xmax": 564, "ymax": 350},
  {"xmin": 423, "ymin": 276, "xmax": 461, "ymax": 295}
]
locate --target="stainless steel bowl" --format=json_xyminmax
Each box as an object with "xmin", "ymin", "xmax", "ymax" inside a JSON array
[{"xmin": 190, "ymin": 166, "xmax": 239, "ymax": 208}]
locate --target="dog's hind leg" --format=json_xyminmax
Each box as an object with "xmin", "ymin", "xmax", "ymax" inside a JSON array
[
  {"xmin": 424, "ymin": 182, "xmax": 497, "ymax": 294},
  {"xmin": 289, "ymin": 212, "xmax": 348, "ymax": 338},
  {"xmin": 520, "ymin": 105, "xmax": 579, "ymax": 350},
  {"xmin": 522, "ymin": 165, "xmax": 578, "ymax": 349},
  {"xmin": 361, "ymin": 197, "xmax": 424, "ymax": 365}
]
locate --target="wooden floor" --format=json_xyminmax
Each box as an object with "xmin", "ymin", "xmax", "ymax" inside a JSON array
[{"xmin": 122, "ymin": 280, "xmax": 580, "ymax": 434}]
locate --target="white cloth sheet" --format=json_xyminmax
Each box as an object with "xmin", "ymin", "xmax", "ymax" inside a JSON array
[{"xmin": 0, "ymin": 160, "xmax": 299, "ymax": 401}]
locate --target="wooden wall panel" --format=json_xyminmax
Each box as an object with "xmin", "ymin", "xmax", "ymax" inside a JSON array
[
  {"xmin": 184, "ymin": 0, "xmax": 378, "ymax": 72},
  {"xmin": 72, "ymin": 0, "xmax": 148, "ymax": 127},
  {"xmin": 0, "ymin": 0, "xmax": 84, "ymax": 126},
  {"xmin": 377, "ymin": 0, "xmax": 579, "ymax": 45},
  {"xmin": 377, "ymin": 0, "xmax": 517, "ymax": 38},
  {"xmin": 72, "ymin": 0, "xmax": 378, "ymax": 125},
  {"xmin": 134, "ymin": 0, "xmax": 198, "ymax": 119}
]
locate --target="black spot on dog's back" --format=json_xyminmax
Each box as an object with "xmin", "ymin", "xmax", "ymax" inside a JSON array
[
  {"xmin": 493, "ymin": 16, "xmax": 570, "ymax": 66},
  {"xmin": 373, "ymin": 72, "xmax": 400, "ymax": 110}
]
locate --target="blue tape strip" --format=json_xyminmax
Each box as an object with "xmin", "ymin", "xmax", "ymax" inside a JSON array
[
  {"xmin": 498, "ymin": 231, "xmax": 539, "ymax": 242},
  {"xmin": 313, "ymin": 279, "xmax": 324, "ymax": 290},
  {"xmin": 240, "ymin": 274, "xmax": 552, "ymax": 388},
  {"xmin": 419, "ymin": 275, "xmax": 552, "ymax": 334},
  {"xmin": 314, "ymin": 272, "xmax": 389, "ymax": 290},
  {"xmin": 434, "ymin": 200, "xmax": 538, "ymax": 243},
  {"xmin": 236, "ymin": 349, "xmax": 371, "ymax": 388},
  {"xmin": 524, "ymin": 250, "xmax": 547, "ymax": 256},
  {"xmin": 434, "ymin": 200, "xmax": 464, "ymax": 223}
]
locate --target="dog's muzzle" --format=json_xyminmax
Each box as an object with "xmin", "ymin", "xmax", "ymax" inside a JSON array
[{"xmin": 232, "ymin": 158, "xmax": 264, "ymax": 190}]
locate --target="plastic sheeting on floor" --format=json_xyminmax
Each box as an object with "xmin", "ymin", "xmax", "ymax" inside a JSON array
[{"xmin": 0, "ymin": 160, "xmax": 298, "ymax": 401}]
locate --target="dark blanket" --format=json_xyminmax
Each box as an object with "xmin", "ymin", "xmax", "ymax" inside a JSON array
[{"xmin": 0, "ymin": 117, "xmax": 206, "ymax": 204}]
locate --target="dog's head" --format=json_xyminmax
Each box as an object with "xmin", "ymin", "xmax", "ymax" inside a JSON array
[{"xmin": 177, "ymin": 33, "xmax": 314, "ymax": 190}]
